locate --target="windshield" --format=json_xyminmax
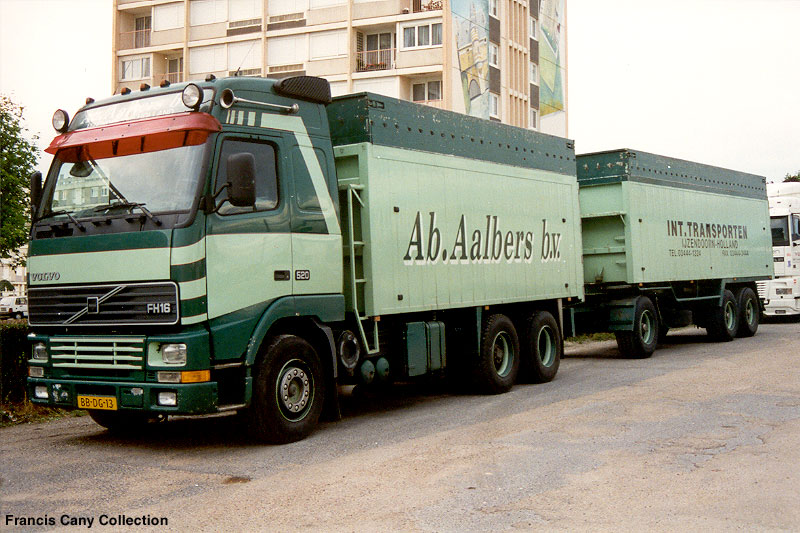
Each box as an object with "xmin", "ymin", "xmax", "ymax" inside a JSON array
[
  {"xmin": 43, "ymin": 144, "xmax": 207, "ymax": 219},
  {"xmin": 771, "ymin": 216, "xmax": 789, "ymax": 247}
]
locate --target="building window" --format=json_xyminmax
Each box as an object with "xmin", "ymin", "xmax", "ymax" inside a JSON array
[
  {"xmin": 529, "ymin": 108, "xmax": 538, "ymax": 129},
  {"xmin": 489, "ymin": 0, "xmax": 498, "ymax": 18},
  {"xmin": 229, "ymin": 0, "xmax": 262, "ymax": 22},
  {"xmin": 402, "ymin": 22, "xmax": 442, "ymax": 49},
  {"xmin": 529, "ymin": 16, "xmax": 538, "ymax": 40},
  {"xmin": 190, "ymin": 44, "xmax": 226, "ymax": 73},
  {"xmin": 357, "ymin": 32, "xmax": 394, "ymax": 71},
  {"xmin": 489, "ymin": 92, "xmax": 500, "ymax": 118},
  {"xmin": 488, "ymin": 43, "xmax": 499, "ymax": 67},
  {"xmin": 191, "ymin": 0, "xmax": 228, "ymax": 26},
  {"xmin": 134, "ymin": 16, "xmax": 151, "ymax": 48},
  {"xmin": 121, "ymin": 57, "xmax": 151, "ymax": 80},
  {"xmin": 530, "ymin": 61, "xmax": 538, "ymax": 84},
  {"xmin": 412, "ymin": 80, "xmax": 442, "ymax": 102},
  {"xmin": 153, "ymin": 2, "xmax": 185, "ymax": 31}
]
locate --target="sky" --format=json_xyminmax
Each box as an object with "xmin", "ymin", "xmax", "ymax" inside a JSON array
[{"xmin": 1, "ymin": 0, "xmax": 798, "ymax": 182}]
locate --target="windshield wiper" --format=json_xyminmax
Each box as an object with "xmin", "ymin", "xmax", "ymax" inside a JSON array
[
  {"xmin": 93, "ymin": 202, "xmax": 162, "ymax": 226},
  {"xmin": 41, "ymin": 210, "xmax": 86, "ymax": 232}
]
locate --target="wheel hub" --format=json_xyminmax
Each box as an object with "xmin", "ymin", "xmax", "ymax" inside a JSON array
[{"xmin": 277, "ymin": 363, "xmax": 311, "ymax": 419}]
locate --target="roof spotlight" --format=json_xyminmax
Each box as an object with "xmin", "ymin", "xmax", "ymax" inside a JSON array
[
  {"xmin": 182, "ymin": 83, "xmax": 203, "ymax": 110},
  {"xmin": 52, "ymin": 109, "xmax": 69, "ymax": 133}
]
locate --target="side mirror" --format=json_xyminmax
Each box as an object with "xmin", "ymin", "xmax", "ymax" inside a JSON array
[
  {"xmin": 30, "ymin": 171, "xmax": 43, "ymax": 219},
  {"xmin": 226, "ymin": 153, "xmax": 256, "ymax": 207}
]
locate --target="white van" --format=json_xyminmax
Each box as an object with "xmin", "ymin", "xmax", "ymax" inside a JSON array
[{"xmin": 0, "ymin": 296, "xmax": 28, "ymax": 319}]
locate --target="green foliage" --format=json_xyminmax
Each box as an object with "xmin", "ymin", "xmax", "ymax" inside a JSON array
[
  {"xmin": 784, "ymin": 171, "xmax": 800, "ymax": 183},
  {"xmin": 0, "ymin": 95, "xmax": 39, "ymax": 263},
  {"xmin": 0, "ymin": 320, "xmax": 29, "ymax": 404}
]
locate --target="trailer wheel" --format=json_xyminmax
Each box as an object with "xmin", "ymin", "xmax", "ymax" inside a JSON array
[
  {"xmin": 247, "ymin": 334, "xmax": 325, "ymax": 443},
  {"xmin": 705, "ymin": 289, "xmax": 739, "ymax": 342},
  {"xmin": 475, "ymin": 314, "xmax": 520, "ymax": 394},
  {"xmin": 734, "ymin": 287, "xmax": 759, "ymax": 338},
  {"xmin": 615, "ymin": 296, "xmax": 658, "ymax": 359},
  {"xmin": 14, "ymin": 312, "xmax": 23, "ymax": 320},
  {"xmin": 88, "ymin": 410, "xmax": 155, "ymax": 433},
  {"xmin": 519, "ymin": 311, "xmax": 562, "ymax": 383}
]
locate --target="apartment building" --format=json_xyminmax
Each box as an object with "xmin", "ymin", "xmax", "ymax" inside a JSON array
[{"xmin": 112, "ymin": 0, "xmax": 566, "ymax": 135}]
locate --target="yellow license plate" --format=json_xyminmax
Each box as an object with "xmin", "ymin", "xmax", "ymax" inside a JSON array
[{"xmin": 77, "ymin": 395, "xmax": 118, "ymax": 410}]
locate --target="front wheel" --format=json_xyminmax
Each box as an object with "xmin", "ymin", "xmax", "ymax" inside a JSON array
[
  {"xmin": 474, "ymin": 314, "xmax": 520, "ymax": 394},
  {"xmin": 706, "ymin": 289, "xmax": 739, "ymax": 342},
  {"xmin": 615, "ymin": 296, "xmax": 658, "ymax": 359},
  {"xmin": 247, "ymin": 334, "xmax": 325, "ymax": 444},
  {"xmin": 735, "ymin": 287, "xmax": 759, "ymax": 338},
  {"xmin": 519, "ymin": 311, "xmax": 562, "ymax": 383}
]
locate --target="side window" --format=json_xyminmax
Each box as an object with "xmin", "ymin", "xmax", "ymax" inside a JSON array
[
  {"xmin": 292, "ymin": 147, "xmax": 323, "ymax": 212},
  {"xmin": 216, "ymin": 139, "xmax": 278, "ymax": 215},
  {"xmin": 793, "ymin": 215, "xmax": 800, "ymax": 240}
]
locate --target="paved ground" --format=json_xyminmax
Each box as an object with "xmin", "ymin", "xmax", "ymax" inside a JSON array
[{"xmin": 1, "ymin": 322, "xmax": 798, "ymax": 532}]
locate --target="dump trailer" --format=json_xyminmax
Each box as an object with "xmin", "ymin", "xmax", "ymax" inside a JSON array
[
  {"xmin": 757, "ymin": 182, "xmax": 800, "ymax": 317},
  {"xmin": 26, "ymin": 76, "xmax": 582, "ymax": 442},
  {"xmin": 570, "ymin": 149, "xmax": 773, "ymax": 358}
]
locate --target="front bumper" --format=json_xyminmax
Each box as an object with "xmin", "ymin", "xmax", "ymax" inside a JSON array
[{"xmin": 27, "ymin": 377, "xmax": 218, "ymax": 415}]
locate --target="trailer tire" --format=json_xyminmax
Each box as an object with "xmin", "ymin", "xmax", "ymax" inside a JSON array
[
  {"xmin": 247, "ymin": 334, "xmax": 325, "ymax": 444},
  {"xmin": 88, "ymin": 410, "xmax": 155, "ymax": 433},
  {"xmin": 615, "ymin": 296, "xmax": 658, "ymax": 359},
  {"xmin": 475, "ymin": 314, "xmax": 520, "ymax": 394},
  {"xmin": 705, "ymin": 289, "xmax": 739, "ymax": 342},
  {"xmin": 734, "ymin": 287, "xmax": 759, "ymax": 338},
  {"xmin": 519, "ymin": 311, "xmax": 561, "ymax": 383}
]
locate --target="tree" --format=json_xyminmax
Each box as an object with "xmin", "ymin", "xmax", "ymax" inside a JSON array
[
  {"xmin": 0, "ymin": 95, "xmax": 38, "ymax": 264},
  {"xmin": 784, "ymin": 171, "xmax": 800, "ymax": 183}
]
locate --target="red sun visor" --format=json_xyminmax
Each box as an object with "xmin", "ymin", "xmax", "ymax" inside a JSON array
[{"xmin": 45, "ymin": 112, "xmax": 222, "ymax": 162}]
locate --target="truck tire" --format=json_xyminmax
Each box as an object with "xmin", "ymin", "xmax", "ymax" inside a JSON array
[
  {"xmin": 705, "ymin": 289, "xmax": 739, "ymax": 342},
  {"xmin": 615, "ymin": 296, "xmax": 658, "ymax": 359},
  {"xmin": 518, "ymin": 310, "xmax": 561, "ymax": 383},
  {"xmin": 14, "ymin": 312, "xmax": 23, "ymax": 320},
  {"xmin": 88, "ymin": 410, "xmax": 154, "ymax": 433},
  {"xmin": 247, "ymin": 334, "xmax": 325, "ymax": 443},
  {"xmin": 734, "ymin": 287, "xmax": 759, "ymax": 338},
  {"xmin": 474, "ymin": 314, "xmax": 519, "ymax": 394}
]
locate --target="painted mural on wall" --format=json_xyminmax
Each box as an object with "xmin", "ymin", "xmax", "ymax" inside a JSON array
[
  {"xmin": 539, "ymin": 0, "xmax": 565, "ymax": 120},
  {"xmin": 451, "ymin": 0, "xmax": 490, "ymax": 119}
]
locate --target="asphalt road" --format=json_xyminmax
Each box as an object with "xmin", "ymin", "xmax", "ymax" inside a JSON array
[{"xmin": 2, "ymin": 322, "xmax": 799, "ymax": 532}]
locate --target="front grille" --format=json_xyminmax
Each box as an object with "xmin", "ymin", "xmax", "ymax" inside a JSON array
[
  {"xmin": 29, "ymin": 282, "xmax": 178, "ymax": 326},
  {"xmin": 756, "ymin": 281, "xmax": 767, "ymax": 299},
  {"xmin": 50, "ymin": 337, "xmax": 145, "ymax": 370}
]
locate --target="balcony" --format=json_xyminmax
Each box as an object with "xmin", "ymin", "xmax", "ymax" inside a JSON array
[
  {"xmin": 118, "ymin": 29, "xmax": 151, "ymax": 50},
  {"xmin": 165, "ymin": 71, "xmax": 183, "ymax": 84},
  {"xmin": 356, "ymin": 49, "xmax": 396, "ymax": 72},
  {"xmin": 413, "ymin": 0, "xmax": 442, "ymax": 12},
  {"xmin": 414, "ymin": 99, "xmax": 443, "ymax": 109}
]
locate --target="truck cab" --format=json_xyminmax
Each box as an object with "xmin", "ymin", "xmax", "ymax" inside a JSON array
[{"xmin": 758, "ymin": 182, "xmax": 800, "ymax": 316}]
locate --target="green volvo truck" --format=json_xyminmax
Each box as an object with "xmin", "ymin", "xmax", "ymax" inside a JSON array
[
  {"xmin": 26, "ymin": 76, "xmax": 583, "ymax": 442},
  {"xmin": 570, "ymin": 149, "xmax": 773, "ymax": 357}
]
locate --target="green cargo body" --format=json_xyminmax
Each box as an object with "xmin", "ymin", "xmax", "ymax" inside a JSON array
[
  {"xmin": 327, "ymin": 93, "xmax": 584, "ymax": 317},
  {"xmin": 577, "ymin": 149, "xmax": 772, "ymax": 286}
]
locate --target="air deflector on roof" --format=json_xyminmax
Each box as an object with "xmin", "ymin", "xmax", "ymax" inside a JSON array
[{"xmin": 274, "ymin": 76, "xmax": 332, "ymax": 105}]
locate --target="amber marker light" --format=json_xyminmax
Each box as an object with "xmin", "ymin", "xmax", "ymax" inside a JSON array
[{"xmin": 180, "ymin": 370, "xmax": 211, "ymax": 383}]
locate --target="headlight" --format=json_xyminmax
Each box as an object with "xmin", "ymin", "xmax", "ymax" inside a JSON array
[
  {"xmin": 52, "ymin": 109, "xmax": 69, "ymax": 132},
  {"xmin": 34, "ymin": 386, "xmax": 49, "ymax": 399},
  {"xmin": 158, "ymin": 391, "xmax": 177, "ymax": 406},
  {"xmin": 182, "ymin": 83, "xmax": 202, "ymax": 109},
  {"xmin": 29, "ymin": 366, "xmax": 44, "ymax": 378},
  {"xmin": 32, "ymin": 342, "xmax": 48, "ymax": 361},
  {"xmin": 161, "ymin": 344, "xmax": 187, "ymax": 365}
]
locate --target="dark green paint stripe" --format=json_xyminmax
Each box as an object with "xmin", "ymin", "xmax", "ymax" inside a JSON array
[
  {"xmin": 172, "ymin": 259, "xmax": 206, "ymax": 283},
  {"xmin": 181, "ymin": 295, "xmax": 207, "ymax": 317},
  {"xmin": 30, "ymin": 230, "xmax": 170, "ymax": 256},
  {"xmin": 172, "ymin": 219, "xmax": 206, "ymax": 248}
]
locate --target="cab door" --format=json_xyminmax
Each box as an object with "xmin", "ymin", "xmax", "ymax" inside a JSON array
[
  {"xmin": 205, "ymin": 133, "xmax": 292, "ymax": 359},
  {"xmin": 287, "ymin": 136, "xmax": 343, "ymax": 297}
]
